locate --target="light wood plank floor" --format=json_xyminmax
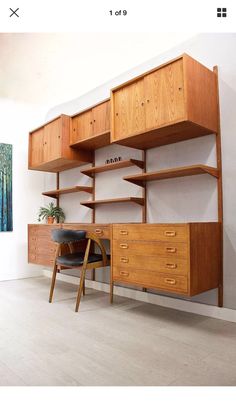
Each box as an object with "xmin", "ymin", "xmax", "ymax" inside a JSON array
[{"xmin": 0, "ymin": 276, "xmax": 236, "ymax": 386}]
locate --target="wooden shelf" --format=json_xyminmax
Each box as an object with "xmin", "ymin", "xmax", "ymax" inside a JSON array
[
  {"xmin": 123, "ymin": 165, "xmax": 219, "ymax": 187},
  {"xmin": 42, "ymin": 186, "xmax": 93, "ymax": 199},
  {"xmin": 80, "ymin": 197, "xmax": 144, "ymax": 209},
  {"xmin": 81, "ymin": 159, "xmax": 144, "ymax": 177},
  {"xmin": 70, "ymin": 131, "xmax": 110, "ymax": 151}
]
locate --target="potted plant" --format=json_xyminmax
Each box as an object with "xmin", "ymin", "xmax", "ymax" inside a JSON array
[{"xmin": 38, "ymin": 202, "xmax": 65, "ymax": 224}]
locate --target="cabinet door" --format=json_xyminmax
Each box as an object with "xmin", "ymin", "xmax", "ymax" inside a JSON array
[
  {"xmin": 92, "ymin": 101, "xmax": 110, "ymax": 137},
  {"xmin": 144, "ymin": 59, "xmax": 185, "ymax": 130},
  {"xmin": 71, "ymin": 110, "xmax": 93, "ymax": 144},
  {"xmin": 113, "ymin": 78, "xmax": 145, "ymax": 140},
  {"xmin": 43, "ymin": 118, "xmax": 62, "ymax": 163},
  {"xmin": 30, "ymin": 128, "xmax": 44, "ymax": 167}
]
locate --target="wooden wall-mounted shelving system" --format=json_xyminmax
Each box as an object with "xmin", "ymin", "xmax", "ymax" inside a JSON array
[{"xmin": 29, "ymin": 53, "xmax": 223, "ymax": 306}]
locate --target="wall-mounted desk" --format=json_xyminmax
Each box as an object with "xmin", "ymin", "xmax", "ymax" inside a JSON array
[{"xmin": 28, "ymin": 222, "xmax": 220, "ymax": 298}]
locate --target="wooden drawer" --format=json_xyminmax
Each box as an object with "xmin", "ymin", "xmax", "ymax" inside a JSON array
[
  {"xmin": 113, "ymin": 240, "xmax": 188, "ymax": 259},
  {"xmin": 113, "ymin": 254, "xmax": 188, "ymax": 275},
  {"xmin": 88, "ymin": 225, "xmax": 110, "ymax": 239},
  {"xmin": 113, "ymin": 224, "xmax": 188, "ymax": 242},
  {"xmin": 113, "ymin": 266, "xmax": 188, "ymax": 294},
  {"xmin": 62, "ymin": 224, "xmax": 110, "ymax": 239},
  {"xmin": 37, "ymin": 225, "xmax": 60, "ymax": 237}
]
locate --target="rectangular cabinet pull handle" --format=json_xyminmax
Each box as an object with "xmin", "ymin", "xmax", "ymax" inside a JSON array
[
  {"xmin": 166, "ymin": 247, "xmax": 177, "ymax": 253},
  {"xmin": 95, "ymin": 229, "xmax": 103, "ymax": 234},
  {"xmin": 166, "ymin": 263, "xmax": 177, "ymax": 269},
  {"xmin": 120, "ymin": 230, "xmax": 128, "ymax": 235},
  {"xmin": 164, "ymin": 231, "xmax": 176, "ymax": 237},
  {"xmin": 164, "ymin": 278, "xmax": 177, "ymax": 285},
  {"xmin": 119, "ymin": 243, "xmax": 128, "ymax": 249},
  {"xmin": 120, "ymin": 257, "xmax": 129, "ymax": 263},
  {"xmin": 120, "ymin": 271, "xmax": 129, "ymax": 277}
]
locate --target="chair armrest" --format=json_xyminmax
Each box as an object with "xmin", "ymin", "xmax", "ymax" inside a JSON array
[{"xmin": 86, "ymin": 232, "xmax": 109, "ymax": 266}]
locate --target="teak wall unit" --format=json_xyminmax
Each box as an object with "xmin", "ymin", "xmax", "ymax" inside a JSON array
[
  {"xmin": 28, "ymin": 53, "xmax": 223, "ymax": 307},
  {"xmin": 111, "ymin": 54, "xmax": 218, "ymax": 149},
  {"xmin": 29, "ymin": 115, "xmax": 93, "ymax": 172}
]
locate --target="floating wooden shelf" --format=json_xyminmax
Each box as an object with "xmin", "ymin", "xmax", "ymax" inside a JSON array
[
  {"xmin": 123, "ymin": 165, "xmax": 219, "ymax": 187},
  {"xmin": 70, "ymin": 131, "xmax": 110, "ymax": 151},
  {"xmin": 81, "ymin": 159, "xmax": 144, "ymax": 177},
  {"xmin": 80, "ymin": 197, "xmax": 144, "ymax": 209},
  {"xmin": 42, "ymin": 186, "xmax": 93, "ymax": 199}
]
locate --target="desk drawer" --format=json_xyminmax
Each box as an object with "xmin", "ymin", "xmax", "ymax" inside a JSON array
[
  {"xmin": 63, "ymin": 224, "xmax": 110, "ymax": 239},
  {"xmin": 113, "ymin": 254, "xmax": 188, "ymax": 275},
  {"xmin": 113, "ymin": 224, "xmax": 188, "ymax": 242},
  {"xmin": 113, "ymin": 240, "xmax": 188, "ymax": 259},
  {"xmin": 36, "ymin": 225, "xmax": 60, "ymax": 237},
  {"xmin": 113, "ymin": 267, "xmax": 188, "ymax": 294}
]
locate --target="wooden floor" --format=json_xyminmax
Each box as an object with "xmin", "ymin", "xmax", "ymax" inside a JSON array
[{"xmin": 0, "ymin": 276, "xmax": 236, "ymax": 386}]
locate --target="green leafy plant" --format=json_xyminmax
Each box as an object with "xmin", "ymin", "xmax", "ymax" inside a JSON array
[{"xmin": 38, "ymin": 202, "xmax": 65, "ymax": 223}]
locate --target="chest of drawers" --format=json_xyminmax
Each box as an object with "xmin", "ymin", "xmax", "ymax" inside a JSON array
[
  {"xmin": 28, "ymin": 224, "xmax": 59, "ymax": 266},
  {"xmin": 112, "ymin": 223, "xmax": 220, "ymax": 296}
]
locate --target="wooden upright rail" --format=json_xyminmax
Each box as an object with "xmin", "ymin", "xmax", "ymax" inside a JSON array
[{"xmin": 214, "ymin": 66, "xmax": 223, "ymax": 307}]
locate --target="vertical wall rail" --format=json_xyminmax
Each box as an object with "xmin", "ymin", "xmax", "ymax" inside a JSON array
[
  {"xmin": 56, "ymin": 172, "xmax": 60, "ymax": 208},
  {"xmin": 142, "ymin": 150, "xmax": 147, "ymax": 223},
  {"xmin": 213, "ymin": 65, "xmax": 223, "ymax": 307},
  {"xmin": 91, "ymin": 153, "xmax": 95, "ymax": 281},
  {"xmin": 142, "ymin": 150, "xmax": 147, "ymax": 292}
]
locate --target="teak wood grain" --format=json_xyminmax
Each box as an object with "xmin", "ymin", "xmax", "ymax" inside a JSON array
[
  {"xmin": 111, "ymin": 223, "xmax": 220, "ymax": 297},
  {"xmin": 111, "ymin": 54, "xmax": 218, "ymax": 149},
  {"xmin": 71, "ymin": 100, "xmax": 110, "ymax": 150},
  {"xmin": 29, "ymin": 115, "xmax": 93, "ymax": 172},
  {"xmin": 42, "ymin": 185, "xmax": 93, "ymax": 198},
  {"xmin": 80, "ymin": 197, "xmax": 144, "ymax": 209},
  {"xmin": 113, "ymin": 240, "xmax": 188, "ymax": 259},
  {"xmin": 123, "ymin": 165, "xmax": 219, "ymax": 186}
]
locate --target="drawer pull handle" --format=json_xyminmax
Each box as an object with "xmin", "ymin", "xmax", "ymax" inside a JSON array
[
  {"xmin": 120, "ymin": 230, "xmax": 128, "ymax": 235},
  {"xmin": 164, "ymin": 231, "xmax": 176, "ymax": 237},
  {"xmin": 119, "ymin": 243, "xmax": 128, "ymax": 249},
  {"xmin": 95, "ymin": 229, "xmax": 103, "ymax": 235},
  {"xmin": 166, "ymin": 247, "xmax": 177, "ymax": 253},
  {"xmin": 166, "ymin": 263, "xmax": 177, "ymax": 269},
  {"xmin": 120, "ymin": 257, "xmax": 129, "ymax": 263},
  {"xmin": 164, "ymin": 278, "xmax": 177, "ymax": 285},
  {"xmin": 120, "ymin": 271, "xmax": 129, "ymax": 277}
]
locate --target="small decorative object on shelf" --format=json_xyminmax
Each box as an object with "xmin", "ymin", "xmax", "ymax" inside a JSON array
[
  {"xmin": 38, "ymin": 202, "xmax": 65, "ymax": 224},
  {"xmin": 105, "ymin": 157, "xmax": 122, "ymax": 164}
]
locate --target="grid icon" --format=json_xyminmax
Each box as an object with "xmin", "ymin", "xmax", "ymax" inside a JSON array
[{"xmin": 217, "ymin": 7, "xmax": 227, "ymax": 17}]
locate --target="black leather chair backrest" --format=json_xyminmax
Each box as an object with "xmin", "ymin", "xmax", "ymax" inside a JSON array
[{"xmin": 51, "ymin": 229, "xmax": 86, "ymax": 243}]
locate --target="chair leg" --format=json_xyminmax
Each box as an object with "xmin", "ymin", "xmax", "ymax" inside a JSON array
[
  {"xmin": 83, "ymin": 277, "xmax": 85, "ymax": 296},
  {"xmin": 110, "ymin": 278, "xmax": 114, "ymax": 304},
  {"xmin": 75, "ymin": 267, "xmax": 86, "ymax": 312},
  {"xmin": 49, "ymin": 262, "xmax": 58, "ymax": 303}
]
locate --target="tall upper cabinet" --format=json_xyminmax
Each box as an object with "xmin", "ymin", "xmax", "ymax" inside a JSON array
[
  {"xmin": 111, "ymin": 54, "xmax": 218, "ymax": 148},
  {"xmin": 29, "ymin": 115, "xmax": 93, "ymax": 172}
]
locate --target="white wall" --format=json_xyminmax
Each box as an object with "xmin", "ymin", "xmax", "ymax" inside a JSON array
[
  {"xmin": 0, "ymin": 99, "xmax": 46, "ymax": 280},
  {"xmin": 44, "ymin": 33, "xmax": 236, "ymax": 310}
]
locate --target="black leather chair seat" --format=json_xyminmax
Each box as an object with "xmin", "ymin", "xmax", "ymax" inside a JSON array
[{"xmin": 57, "ymin": 252, "xmax": 104, "ymax": 267}]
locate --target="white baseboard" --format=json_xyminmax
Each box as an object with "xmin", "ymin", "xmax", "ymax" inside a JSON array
[{"xmin": 43, "ymin": 269, "xmax": 236, "ymax": 323}]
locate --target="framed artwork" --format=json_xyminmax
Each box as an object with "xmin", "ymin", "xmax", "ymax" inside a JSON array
[{"xmin": 0, "ymin": 143, "xmax": 13, "ymax": 232}]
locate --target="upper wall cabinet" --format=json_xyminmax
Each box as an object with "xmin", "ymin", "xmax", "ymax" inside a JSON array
[
  {"xmin": 111, "ymin": 54, "xmax": 218, "ymax": 149},
  {"xmin": 29, "ymin": 115, "xmax": 93, "ymax": 172},
  {"xmin": 70, "ymin": 99, "xmax": 110, "ymax": 150}
]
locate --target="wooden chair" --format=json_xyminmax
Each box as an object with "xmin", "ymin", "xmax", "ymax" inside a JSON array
[{"xmin": 49, "ymin": 229, "xmax": 110, "ymax": 312}]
